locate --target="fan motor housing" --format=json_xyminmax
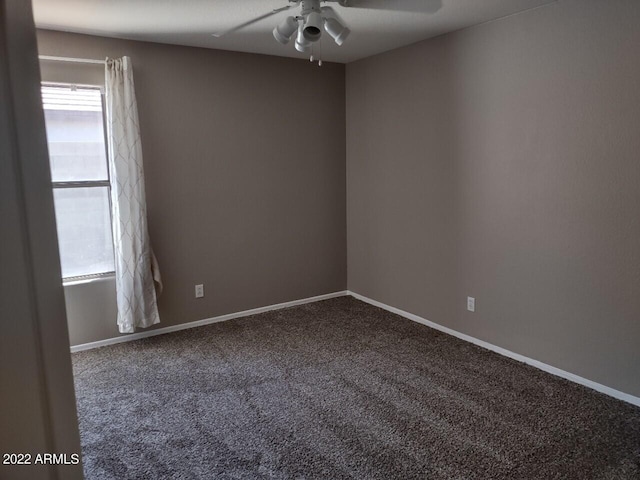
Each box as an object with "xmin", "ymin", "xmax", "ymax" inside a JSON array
[{"xmin": 301, "ymin": 0, "xmax": 322, "ymax": 15}]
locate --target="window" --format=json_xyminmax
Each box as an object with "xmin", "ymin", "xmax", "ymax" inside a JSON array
[{"xmin": 42, "ymin": 84, "xmax": 115, "ymax": 280}]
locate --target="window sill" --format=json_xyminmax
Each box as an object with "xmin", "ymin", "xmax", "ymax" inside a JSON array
[{"xmin": 63, "ymin": 273, "xmax": 115, "ymax": 287}]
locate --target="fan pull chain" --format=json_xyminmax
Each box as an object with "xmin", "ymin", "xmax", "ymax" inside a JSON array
[{"xmin": 309, "ymin": 39, "xmax": 322, "ymax": 66}]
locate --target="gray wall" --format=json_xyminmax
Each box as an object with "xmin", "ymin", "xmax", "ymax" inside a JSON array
[
  {"xmin": 1, "ymin": 2, "xmax": 82, "ymax": 478},
  {"xmin": 37, "ymin": 30, "xmax": 347, "ymax": 346},
  {"xmin": 346, "ymin": 0, "xmax": 640, "ymax": 396}
]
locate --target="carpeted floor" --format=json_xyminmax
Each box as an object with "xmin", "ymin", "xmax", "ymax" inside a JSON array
[{"xmin": 72, "ymin": 296, "xmax": 640, "ymax": 479}]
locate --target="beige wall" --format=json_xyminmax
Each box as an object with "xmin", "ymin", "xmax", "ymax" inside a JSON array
[
  {"xmin": 37, "ymin": 30, "xmax": 347, "ymax": 346},
  {"xmin": 63, "ymin": 277, "xmax": 118, "ymax": 346},
  {"xmin": 346, "ymin": 0, "xmax": 640, "ymax": 396}
]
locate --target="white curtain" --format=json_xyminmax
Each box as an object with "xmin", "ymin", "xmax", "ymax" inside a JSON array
[{"xmin": 105, "ymin": 56, "xmax": 162, "ymax": 333}]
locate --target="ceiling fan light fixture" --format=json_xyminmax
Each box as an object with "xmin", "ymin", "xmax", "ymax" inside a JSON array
[
  {"xmin": 273, "ymin": 16, "xmax": 298, "ymax": 45},
  {"xmin": 323, "ymin": 17, "xmax": 350, "ymax": 46},
  {"xmin": 302, "ymin": 11, "xmax": 323, "ymax": 42},
  {"xmin": 295, "ymin": 25, "xmax": 312, "ymax": 53}
]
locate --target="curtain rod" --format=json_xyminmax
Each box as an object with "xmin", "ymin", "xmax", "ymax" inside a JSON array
[{"xmin": 39, "ymin": 55, "xmax": 105, "ymax": 65}]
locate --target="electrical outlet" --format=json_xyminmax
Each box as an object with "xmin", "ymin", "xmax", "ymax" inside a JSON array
[
  {"xmin": 195, "ymin": 284, "xmax": 204, "ymax": 299},
  {"xmin": 467, "ymin": 296, "xmax": 475, "ymax": 312}
]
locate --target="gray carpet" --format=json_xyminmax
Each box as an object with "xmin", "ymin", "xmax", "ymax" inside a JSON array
[{"xmin": 72, "ymin": 296, "xmax": 640, "ymax": 479}]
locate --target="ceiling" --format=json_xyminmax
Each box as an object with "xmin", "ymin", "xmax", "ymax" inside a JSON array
[{"xmin": 32, "ymin": 0, "xmax": 558, "ymax": 64}]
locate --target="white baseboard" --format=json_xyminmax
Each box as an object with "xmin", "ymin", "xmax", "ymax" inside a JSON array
[
  {"xmin": 70, "ymin": 290, "xmax": 349, "ymax": 353},
  {"xmin": 348, "ymin": 290, "xmax": 640, "ymax": 408},
  {"xmin": 70, "ymin": 288, "xmax": 639, "ymax": 408}
]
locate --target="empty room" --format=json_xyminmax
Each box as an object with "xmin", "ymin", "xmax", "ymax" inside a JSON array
[{"xmin": 2, "ymin": 0, "xmax": 639, "ymax": 479}]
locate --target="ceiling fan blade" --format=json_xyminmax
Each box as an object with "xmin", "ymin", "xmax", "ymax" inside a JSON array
[
  {"xmin": 212, "ymin": 5, "xmax": 293, "ymax": 37},
  {"xmin": 339, "ymin": 0, "xmax": 442, "ymax": 14}
]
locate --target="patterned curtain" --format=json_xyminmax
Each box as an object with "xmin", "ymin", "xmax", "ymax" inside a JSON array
[{"xmin": 105, "ymin": 56, "xmax": 161, "ymax": 333}]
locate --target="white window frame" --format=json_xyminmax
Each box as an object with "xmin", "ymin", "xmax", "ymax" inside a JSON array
[{"xmin": 42, "ymin": 82, "xmax": 115, "ymax": 283}]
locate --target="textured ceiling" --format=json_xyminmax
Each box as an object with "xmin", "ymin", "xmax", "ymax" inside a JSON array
[{"xmin": 32, "ymin": 0, "xmax": 558, "ymax": 63}]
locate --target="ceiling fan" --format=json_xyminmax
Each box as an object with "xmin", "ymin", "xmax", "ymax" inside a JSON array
[{"xmin": 213, "ymin": 0, "xmax": 443, "ymax": 62}]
